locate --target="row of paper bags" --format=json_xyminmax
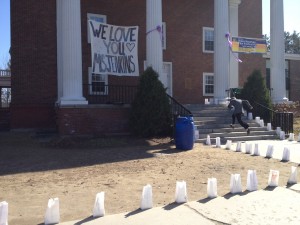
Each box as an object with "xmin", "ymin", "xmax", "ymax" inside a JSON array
[{"xmin": 1, "ymin": 166, "xmax": 297, "ymax": 225}]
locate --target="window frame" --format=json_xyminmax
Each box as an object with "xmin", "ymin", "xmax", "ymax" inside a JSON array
[
  {"xmin": 87, "ymin": 13, "xmax": 107, "ymax": 44},
  {"xmin": 88, "ymin": 67, "xmax": 108, "ymax": 95},
  {"xmin": 203, "ymin": 27, "xmax": 214, "ymax": 53},
  {"xmin": 203, "ymin": 73, "xmax": 214, "ymax": 96}
]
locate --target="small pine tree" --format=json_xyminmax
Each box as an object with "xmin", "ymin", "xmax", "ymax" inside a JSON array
[
  {"xmin": 241, "ymin": 69, "xmax": 272, "ymax": 121},
  {"xmin": 129, "ymin": 67, "xmax": 172, "ymax": 137}
]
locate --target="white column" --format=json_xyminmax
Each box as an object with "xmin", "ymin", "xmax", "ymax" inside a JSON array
[
  {"xmin": 229, "ymin": 0, "xmax": 241, "ymax": 89},
  {"xmin": 57, "ymin": 0, "xmax": 87, "ymax": 105},
  {"xmin": 146, "ymin": 0, "xmax": 163, "ymax": 81},
  {"xmin": 214, "ymin": 0, "xmax": 230, "ymax": 104},
  {"xmin": 270, "ymin": 0, "xmax": 286, "ymax": 103}
]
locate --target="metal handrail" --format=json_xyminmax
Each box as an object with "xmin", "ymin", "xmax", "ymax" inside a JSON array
[
  {"xmin": 166, "ymin": 94, "xmax": 192, "ymax": 117},
  {"xmin": 83, "ymin": 84, "xmax": 138, "ymax": 104},
  {"xmin": 0, "ymin": 70, "xmax": 11, "ymax": 77},
  {"xmin": 254, "ymin": 101, "xmax": 293, "ymax": 134}
]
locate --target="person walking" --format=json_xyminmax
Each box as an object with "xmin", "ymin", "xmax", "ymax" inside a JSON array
[{"xmin": 228, "ymin": 97, "xmax": 251, "ymax": 135}]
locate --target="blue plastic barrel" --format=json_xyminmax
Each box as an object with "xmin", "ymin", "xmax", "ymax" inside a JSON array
[{"xmin": 175, "ymin": 116, "xmax": 194, "ymax": 150}]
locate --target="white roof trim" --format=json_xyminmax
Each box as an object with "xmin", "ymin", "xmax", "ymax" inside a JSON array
[{"xmin": 263, "ymin": 52, "xmax": 300, "ymax": 60}]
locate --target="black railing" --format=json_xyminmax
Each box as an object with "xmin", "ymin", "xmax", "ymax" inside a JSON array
[
  {"xmin": 254, "ymin": 101, "xmax": 293, "ymax": 134},
  {"xmin": 167, "ymin": 94, "xmax": 192, "ymax": 118},
  {"xmin": 84, "ymin": 84, "xmax": 138, "ymax": 104},
  {"xmin": 166, "ymin": 94, "xmax": 193, "ymax": 137}
]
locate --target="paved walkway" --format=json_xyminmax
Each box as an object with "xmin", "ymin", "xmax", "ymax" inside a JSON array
[{"xmin": 58, "ymin": 139, "xmax": 300, "ymax": 225}]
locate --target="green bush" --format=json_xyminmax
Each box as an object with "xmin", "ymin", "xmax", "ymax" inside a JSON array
[
  {"xmin": 129, "ymin": 67, "xmax": 172, "ymax": 137},
  {"xmin": 240, "ymin": 69, "xmax": 272, "ymax": 121}
]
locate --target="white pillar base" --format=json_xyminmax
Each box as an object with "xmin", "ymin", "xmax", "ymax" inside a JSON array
[{"xmin": 59, "ymin": 99, "xmax": 88, "ymax": 106}]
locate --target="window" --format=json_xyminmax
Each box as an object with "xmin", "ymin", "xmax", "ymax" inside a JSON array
[
  {"xmin": 88, "ymin": 67, "xmax": 108, "ymax": 95},
  {"xmin": 203, "ymin": 73, "xmax": 214, "ymax": 96},
  {"xmin": 203, "ymin": 27, "xmax": 214, "ymax": 53},
  {"xmin": 87, "ymin": 13, "xmax": 107, "ymax": 43}
]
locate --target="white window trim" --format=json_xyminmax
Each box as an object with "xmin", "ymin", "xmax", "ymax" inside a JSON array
[
  {"xmin": 87, "ymin": 13, "xmax": 107, "ymax": 43},
  {"xmin": 203, "ymin": 72, "xmax": 214, "ymax": 96},
  {"xmin": 88, "ymin": 67, "xmax": 108, "ymax": 95},
  {"xmin": 202, "ymin": 27, "xmax": 214, "ymax": 53},
  {"xmin": 162, "ymin": 22, "xmax": 166, "ymax": 50}
]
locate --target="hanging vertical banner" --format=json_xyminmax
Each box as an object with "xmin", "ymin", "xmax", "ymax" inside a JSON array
[
  {"xmin": 231, "ymin": 37, "xmax": 267, "ymax": 54},
  {"xmin": 89, "ymin": 20, "xmax": 139, "ymax": 76}
]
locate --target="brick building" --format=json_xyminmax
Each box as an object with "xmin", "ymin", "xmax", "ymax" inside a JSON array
[{"xmin": 10, "ymin": 0, "xmax": 297, "ymax": 135}]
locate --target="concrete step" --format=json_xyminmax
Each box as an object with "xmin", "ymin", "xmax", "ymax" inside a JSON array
[
  {"xmin": 196, "ymin": 134, "xmax": 279, "ymax": 145},
  {"xmin": 198, "ymin": 130, "xmax": 276, "ymax": 139},
  {"xmin": 195, "ymin": 121, "xmax": 257, "ymax": 129}
]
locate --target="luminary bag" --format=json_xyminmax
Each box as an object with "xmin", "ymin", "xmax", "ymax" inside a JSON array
[
  {"xmin": 207, "ymin": 178, "xmax": 217, "ymax": 198},
  {"xmin": 253, "ymin": 143, "xmax": 260, "ymax": 156},
  {"xmin": 245, "ymin": 143, "xmax": 252, "ymax": 154},
  {"xmin": 268, "ymin": 170, "xmax": 279, "ymax": 187},
  {"xmin": 44, "ymin": 198, "xmax": 60, "ymax": 225},
  {"xmin": 230, "ymin": 174, "xmax": 242, "ymax": 194},
  {"xmin": 282, "ymin": 147, "xmax": 290, "ymax": 161},
  {"xmin": 267, "ymin": 123, "xmax": 272, "ymax": 131},
  {"xmin": 235, "ymin": 142, "xmax": 241, "ymax": 152},
  {"xmin": 140, "ymin": 185, "xmax": 153, "ymax": 210},
  {"xmin": 246, "ymin": 170, "xmax": 258, "ymax": 191},
  {"xmin": 225, "ymin": 140, "xmax": 232, "ymax": 150},
  {"xmin": 288, "ymin": 133, "xmax": 295, "ymax": 141},
  {"xmin": 266, "ymin": 145, "xmax": 274, "ymax": 158},
  {"xmin": 215, "ymin": 137, "xmax": 221, "ymax": 148},
  {"xmin": 175, "ymin": 181, "xmax": 187, "ymax": 203},
  {"xmin": 93, "ymin": 192, "xmax": 105, "ymax": 217},
  {"xmin": 206, "ymin": 135, "xmax": 211, "ymax": 146},
  {"xmin": 288, "ymin": 166, "xmax": 298, "ymax": 184},
  {"xmin": 0, "ymin": 201, "xmax": 8, "ymax": 225},
  {"xmin": 280, "ymin": 131, "xmax": 285, "ymax": 140}
]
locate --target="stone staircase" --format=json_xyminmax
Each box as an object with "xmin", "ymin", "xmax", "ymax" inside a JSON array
[{"xmin": 184, "ymin": 104, "xmax": 278, "ymax": 144}]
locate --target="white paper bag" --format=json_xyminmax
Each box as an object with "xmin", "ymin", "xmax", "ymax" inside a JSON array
[
  {"xmin": 0, "ymin": 201, "xmax": 8, "ymax": 225},
  {"xmin": 207, "ymin": 178, "xmax": 217, "ymax": 198},
  {"xmin": 280, "ymin": 131, "xmax": 285, "ymax": 140},
  {"xmin": 205, "ymin": 98, "xmax": 209, "ymax": 104},
  {"xmin": 255, "ymin": 117, "xmax": 260, "ymax": 124},
  {"xmin": 230, "ymin": 174, "xmax": 242, "ymax": 194},
  {"xmin": 246, "ymin": 170, "xmax": 258, "ymax": 191},
  {"xmin": 288, "ymin": 166, "xmax": 298, "ymax": 184},
  {"xmin": 276, "ymin": 127, "xmax": 281, "ymax": 136},
  {"xmin": 175, "ymin": 181, "xmax": 187, "ymax": 203},
  {"xmin": 225, "ymin": 140, "xmax": 232, "ymax": 150},
  {"xmin": 194, "ymin": 129, "xmax": 199, "ymax": 140},
  {"xmin": 93, "ymin": 192, "xmax": 105, "ymax": 217},
  {"xmin": 268, "ymin": 170, "xmax": 280, "ymax": 187},
  {"xmin": 140, "ymin": 185, "xmax": 153, "ymax": 210},
  {"xmin": 267, "ymin": 123, "xmax": 272, "ymax": 131},
  {"xmin": 235, "ymin": 142, "xmax": 242, "ymax": 152},
  {"xmin": 253, "ymin": 143, "xmax": 260, "ymax": 156},
  {"xmin": 248, "ymin": 112, "xmax": 253, "ymax": 120},
  {"xmin": 298, "ymin": 134, "xmax": 300, "ymax": 142},
  {"xmin": 215, "ymin": 137, "xmax": 221, "ymax": 148},
  {"xmin": 288, "ymin": 133, "xmax": 295, "ymax": 141},
  {"xmin": 259, "ymin": 119, "xmax": 264, "ymax": 127},
  {"xmin": 245, "ymin": 143, "xmax": 252, "ymax": 154},
  {"xmin": 282, "ymin": 147, "xmax": 290, "ymax": 161},
  {"xmin": 266, "ymin": 145, "xmax": 274, "ymax": 158},
  {"xmin": 206, "ymin": 135, "xmax": 211, "ymax": 146},
  {"xmin": 44, "ymin": 198, "xmax": 60, "ymax": 225}
]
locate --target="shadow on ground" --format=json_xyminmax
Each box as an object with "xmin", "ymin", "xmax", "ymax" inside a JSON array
[{"xmin": 0, "ymin": 131, "xmax": 176, "ymax": 176}]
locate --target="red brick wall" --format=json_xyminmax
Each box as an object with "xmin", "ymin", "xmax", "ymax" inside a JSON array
[
  {"xmin": 10, "ymin": 0, "xmax": 57, "ymax": 128},
  {"xmin": 239, "ymin": 0, "xmax": 266, "ymax": 84},
  {"xmin": 57, "ymin": 106, "xmax": 130, "ymax": 136},
  {"xmin": 10, "ymin": 0, "xmax": 265, "ymax": 133},
  {"xmin": 289, "ymin": 60, "xmax": 300, "ymax": 102}
]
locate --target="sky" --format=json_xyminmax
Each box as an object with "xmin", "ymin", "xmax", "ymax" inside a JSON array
[{"xmin": 0, "ymin": 0, "xmax": 300, "ymax": 68}]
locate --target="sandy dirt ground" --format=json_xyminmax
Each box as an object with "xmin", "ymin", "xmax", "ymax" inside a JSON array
[{"xmin": 0, "ymin": 132, "xmax": 297, "ymax": 225}]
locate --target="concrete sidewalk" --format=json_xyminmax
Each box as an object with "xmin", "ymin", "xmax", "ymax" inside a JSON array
[
  {"xmin": 59, "ymin": 185, "xmax": 300, "ymax": 225},
  {"xmin": 59, "ymin": 139, "xmax": 300, "ymax": 225}
]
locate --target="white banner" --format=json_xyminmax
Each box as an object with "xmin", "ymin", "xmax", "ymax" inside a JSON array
[{"xmin": 88, "ymin": 20, "xmax": 139, "ymax": 76}]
